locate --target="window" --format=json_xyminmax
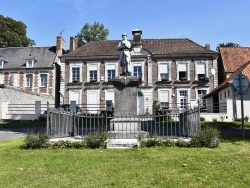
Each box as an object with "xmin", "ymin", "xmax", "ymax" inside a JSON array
[
  {"xmin": 158, "ymin": 62, "xmax": 169, "ymax": 81},
  {"xmin": 133, "ymin": 65, "xmax": 142, "ymax": 78},
  {"xmin": 177, "ymin": 62, "xmax": 188, "ymax": 81},
  {"xmin": 72, "ymin": 67, "xmax": 80, "ymax": 81},
  {"xmin": 196, "ymin": 61, "xmax": 206, "ymax": 80},
  {"xmin": 105, "ymin": 63, "xmax": 117, "ymax": 82},
  {"xmin": 228, "ymin": 90, "xmax": 230, "ymax": 97},
  {"xmin": 0, "ymin": 61, "xmax": 3, "ymax": 68},
  {"xmin": 179, "ymin": 90, "xmax": 188, "ymax": 109},
  {"xmin": 198, "ymin": 90, "xmax": 207, "ymax": 107},
  {"xmin": 108, "ymin": 70, "xmax": 115, "ymax": 81},
  {"xmin": 40, "ymin": 74, "xmax": 47, "ymax": 87},
  {"xmin": 88, "ymin": 63, "xmax": 99, "ymax": 82},
  {"xmin": 158, "ymin": 90, "xmax": 170, "ymax": 109},
  {"xmin": 224, "ymin": 91, "xmax": 226, "ymax": 98},
  {"xmin": 220, "ymin": 93, "xmax": 222, "ymax": 100},
  {"xmin": 26, "ymin": 74, "xmax": 33, "ymax": 87},
  {"xmin": 26, "ymin": 60, "xmax": 34, "ymax": 68},
  {"xmin": 90, "ymin": 70, "xmax": 97, "ymax": 81}
]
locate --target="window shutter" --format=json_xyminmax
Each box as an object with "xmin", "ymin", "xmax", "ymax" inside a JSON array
[
  {"xmin": 160, "ymin": 90, "xmax": 169, "ymax": 102},
  {"xmin": 197, "ymin": 63, "xmax": 205, "ymax": 74},
  {"xmin": 178, "ymin": 63, "xmax": 187, "ymax": 71}
]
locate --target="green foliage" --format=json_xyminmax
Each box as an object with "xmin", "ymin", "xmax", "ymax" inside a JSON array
[
  {"xmin": 0, "ymin": 15, "xmax": 35, "ymax": 47},
  {"xmin": 76, "ymin": 21, "xmax": 109, "ymax": 46},
  {"xmin": 245, "ymin": 116, "xmax": 249, "ymax": 122},
  {"xmin": 191, "ymin": 125, "xmax": 220, "ymax": 148},
  {"xmin": 85, "ymin": 132, "xmax": 108, "ymax": 149},
  {"xmin": 200, "ymin": 117, "xmax": 205, "ymax": 121},
  {"xmin": 216, "ymin": 42, "xmax": 241, "ymax": 51},
  {"xmin": 175, "ymin": 139, "xmax": 190, "ymax": 147},
  {"xmin": 50, "ymin": 140, "xmax": 86, "ymax": 149},
  {"xmin": 23, "ymin": 133, "xmax": 49, "ymax": 149}
]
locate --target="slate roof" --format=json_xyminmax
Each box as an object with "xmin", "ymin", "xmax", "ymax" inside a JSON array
[
  {"xmin": 62, "ymin": 39, "xmax": 217, "ymax": 58},
  {"xmin": 0, "ymin": 46, "xmax": 57, "ymax": 69}
]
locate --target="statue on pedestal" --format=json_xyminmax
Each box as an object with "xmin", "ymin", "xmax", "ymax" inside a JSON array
[{"xmin": 118, "ymin": 33, "xmax": 131, "ymax": 75}]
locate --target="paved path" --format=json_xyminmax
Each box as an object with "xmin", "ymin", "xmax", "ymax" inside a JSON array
[{"xmin": 0, "ymin": 128, "xmax": 46, "ymax": 141}]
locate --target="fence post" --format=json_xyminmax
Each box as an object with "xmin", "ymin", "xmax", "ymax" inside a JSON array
[{"xmin": 46, "ymin": 102, "xmax": 50, "ymax": 135}]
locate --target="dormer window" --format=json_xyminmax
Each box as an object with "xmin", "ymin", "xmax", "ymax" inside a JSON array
[
  {"xmin": 0, "ymin": 61, "xmax": 3, "ymax": 68},
  {"xmin": 26, "ymin": 60, "xmax": 34, "ymax": 68}
]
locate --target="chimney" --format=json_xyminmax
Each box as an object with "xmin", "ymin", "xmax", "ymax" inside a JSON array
[
  {"xmin": 70, "ymin": 36, "xmax": 78, "ymax": 52},
  {"xmin": 205, "ymin": 44, "xmax": 210, "ymax": 50},
  {"xmin": 56, "ymin": 36, "xmax": 66, "ymax": 56},
  {"xmin": 132, "ymin": 29, "xmax": 142, "ymax": 44}
]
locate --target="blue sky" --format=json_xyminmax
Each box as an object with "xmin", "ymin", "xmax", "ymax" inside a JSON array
[{"xmin": 1, "ymin": 0, "xmax": 250, "ymax": 51}]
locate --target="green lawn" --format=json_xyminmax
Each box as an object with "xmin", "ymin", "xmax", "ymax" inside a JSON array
[{"xmin": 0, "ymin": 138, "xmax": 250, "ymax": 188}]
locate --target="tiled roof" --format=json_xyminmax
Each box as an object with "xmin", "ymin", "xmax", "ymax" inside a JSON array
[
  {"xmin": 63, "ymin": 39, "xmax": 217, "ymax": 58},
  {"xmin": 0, "ymin": 46, "xmax": 57, "ymax": 69},
  {"xmin": 220, "ymin": 47, "xmax": 250, "ymax": 73},
  {"xmin": 204, "ymin": 60, "xmax": 250, "ymax": 98}
]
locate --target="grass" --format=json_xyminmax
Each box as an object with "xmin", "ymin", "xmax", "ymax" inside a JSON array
[
  {"xmin": 201, "ymin": 121, "xmax": 250, "ymax": 129},
  {"xmin": 0, "ymin": 138, "xmax": 250, "ymax": 188}
]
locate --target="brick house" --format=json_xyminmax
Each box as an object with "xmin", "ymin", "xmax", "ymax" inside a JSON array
[
  {"xmin": 0, "ymin": 36, "xmax": 65, "ymax": 107},
  {"xmin": 60, "ymin": 30, "xmax": 218, "ymax": 114},
  {"xmin": 204, "ymin": 47, "xmax": 250, "ymax": 121}
]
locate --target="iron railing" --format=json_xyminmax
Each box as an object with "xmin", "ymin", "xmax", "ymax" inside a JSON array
[{"xmin": 47, "ymin": 107, "xmax": 200, "ymax": 139}]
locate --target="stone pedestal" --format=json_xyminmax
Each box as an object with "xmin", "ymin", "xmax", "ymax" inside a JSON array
[
  {"xmin": 110, "ymin": 76, "xmax": 143, "ymax": 139},
  {"xmin": 112, "ymin": 76, "xmax": 139, "ymax": 116}
]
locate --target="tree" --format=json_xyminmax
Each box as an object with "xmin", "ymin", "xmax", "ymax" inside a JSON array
[
  {"xmin": 216, "ymin": 42, "xmax": 240, "ymax": 51},
  {"xmin": 0, "ymin": 15, "xmax": 35, "ymax": 48},
  {"xmin": 76, "ymin": 21, "xmax": 109, "ymax": 46}
]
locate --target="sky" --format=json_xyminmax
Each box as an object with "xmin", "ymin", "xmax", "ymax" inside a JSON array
[{"xmin": 1, "ymin": 0, "xmax": 250, "ymax": 51}]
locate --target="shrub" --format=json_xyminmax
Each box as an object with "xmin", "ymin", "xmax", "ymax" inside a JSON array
[
  {"xmin": 85, "ymin": 132, "xmax": 108, "ymax": 149},
  {"xmin": 163, "ymin": 138, "xmax": 176, "ymax": 147},
  {"xmin": 175, "ymin": 139, "xmax": 190, "ymax": 147},
  {"xmin": 200, "ymin": 117, "xmax": 205, "ymax": 122},
  {"xmin": 50, "ymin": 140, "xmax": 86, "ymax": 149},
  {"xmin": 191, "ymin": 126, "xmax": 220, "ymax": 148},
  {"xmin": 245, "ymin": 116, "xmax": 249, "ymax": 122},
  {"xmin": 212, "ymin": 118, "xmax": 217, "ymax": 122},
  {"xmin": 23, "ymin": 132, "xmax": 49, "ymax": 149},
  {"xmin": 140, "ymin": 138, "xmax": 164, "ymax": 148}
]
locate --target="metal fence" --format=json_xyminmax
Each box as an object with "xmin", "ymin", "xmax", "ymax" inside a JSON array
[{"xmin": 47, "ymin": 107, "xmax": 200, "ymax": 139}]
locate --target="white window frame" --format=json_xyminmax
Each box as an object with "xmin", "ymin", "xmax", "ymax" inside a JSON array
[
  {"xmin": 177, "ymin": 89, "xmax": 189, "ymax": 109},
  {"xmin": 26, "ymin": 74, "xmax": 33, "ymax": 87},
  {"xmin": 177, "ymin": 61, "xmax": 189, "ymax": 80},
  {"xmin": 158, "ymin": 89, "xmax": 170, "ymax": 109},
  {"xmin": 158, "ymin": 61, "xmax": 171, "ymax": 81},
  {"xmin": 105, "ymin": 62, "xmax": 118, "ymax": 82},
  {"xmin": 26, "ymin": 59, "xmax": 34, "ymax": 68},
  {"xmin": 132, "ymin": 62, "xmax": 144, "ymax": 82},
  {"xmin": 195, "ymin": 60, "xmax": 207, "ymax": 80},
  {"xmin": 196, "ymin": 88, "xmax": 208, "ymax": 108},
  {"xmin": 0, "ymin": 72, "xmax": 3, "ymax": 84},
  {"xmin": 69, "ymin": 63, "xmax": 82, "ymax": 82},
  {"xmin": 0, "ymin": 61, "xmax": 4, "ymax": 68},
  {"xmin": 40, "ymin": 74, "xmax": 48, "ymax": 87},
  {"xmin": 87, "ymin": 62, "xmax": 100, "ymax": 82},
  {"xmin": 9, "ymin": 72, "xmax": 19, "ymax": 87}
]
